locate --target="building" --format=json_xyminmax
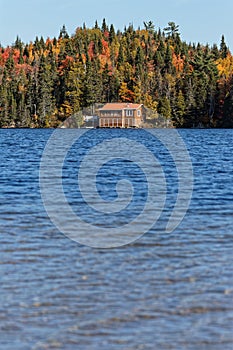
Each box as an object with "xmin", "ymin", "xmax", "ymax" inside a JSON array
[
  {"xmin": 98, "ymin": 103, "xmax": 144, "ymax": 128},
  {"xmin": 83, "ymin": 115, "xmax": 99, "ymax": 128}
]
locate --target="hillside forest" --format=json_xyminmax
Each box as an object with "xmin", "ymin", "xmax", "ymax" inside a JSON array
[{"xmin": 1, "ymin": 20, "xmax": 233, "ymax": 128}]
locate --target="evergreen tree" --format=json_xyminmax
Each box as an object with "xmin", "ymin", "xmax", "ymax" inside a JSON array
[
  {"xmin": 158, "ymin": 96, "xmax": 171, "ymax": 119},
  {"xmin": 220, "ymin": 35, "xmax": 228, "ymax": 59},
  {"xmin": 164, "ymin": 22, "xmax": 180, "ymax": 39},
  {"xmin": 143, "ymin": 21, "xmax": 155, "ymax": 33},
  {"xmin": 109, "ymin": 24, "xmax": 116, "ymax": 43},
  {"xmin": 222, "ymin": 82, "xmax": 233, "ymax": 127},
  {"xmin": 101, "ymin": 18, "xmax": 108, "ymax": 33},
  {"xmin": 135, "ymin": 45, "xmax": 144, "ymax": 77},
  {"xmin": 173, "ymin": 90, "xmax": 185, "ymax": 127},
  {"xmin": 164, "ymin": 44, "xmax": 173, "ymax": 73},
  {"xmin": 59, "ymin": 25, "xmax": 69, "ymax": 39},
  {"xmin": 37, "ymin": 55, "xmax": 55, "ymax": 126}
]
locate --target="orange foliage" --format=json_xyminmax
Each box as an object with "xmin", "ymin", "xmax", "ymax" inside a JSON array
[
  {"xmin": 0, "ymin": 47, "xmax": 11, "ymax": 65},
  {"xmin": 101, "ymin": 39, "xmax": 110, "ymax": 57},
  {"xmin": 81, "ymin": 53, "xmax": 86, "ymax": 64},
  {"xmin": 13, "ymin": 49, "xmax": 20, "ymax": 63},
  {"xmin": 147, "ymin": 60, "xmax": 154, "ymax": 73},
  {"xmin": 119, "ymin": 82, "xmax": 135, "ymax": 102},
  {"xmin": 15, "ymin": 63, "xmax": 32, "ymax": 75},
  {"xmin": 46, "ymin": 38, "xmax": 53, "ymax": 46},
  {"xmin": 172, "ymin": 53, "xmax": 184, "ymax": 73},
  {"xmin": 103, "ymin": 31, "xmax": 109, "ymax": 39},
  {"xmin": 58, "ymin": 56, "xmax": 74, "ymax": 74},
  {"xmin": 88, "ymin": 41, "xmax": 95, "ymax": 59}
]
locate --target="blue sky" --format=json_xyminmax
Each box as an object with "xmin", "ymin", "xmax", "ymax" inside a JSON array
[{"xmin": 1, "ymin": 0, "xmax": 233, "ymax": 51}]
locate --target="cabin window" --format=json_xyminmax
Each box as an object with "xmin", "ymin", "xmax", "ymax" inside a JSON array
[
  {"xmin": 125, "ymin": 109, "xmax": 133, "ymax": 116},
  {"xmin": 137, "ymin": 110, "xmax": 141, "ymax": 116}
]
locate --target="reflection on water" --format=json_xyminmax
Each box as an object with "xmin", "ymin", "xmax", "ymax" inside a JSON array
[{"xmin": 0, "ymin": 129, "xmax": 233, "ymax": 349}]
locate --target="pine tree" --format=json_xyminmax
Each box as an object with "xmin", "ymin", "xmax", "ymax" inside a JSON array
[
  {"xmin": 158, "ymin": 96, "xmax": 171, "ymax": 119},
  {"xmin": 135, "ymin": 45, "xmax": 144, "ymax": 77},
  {"xmin": 65, "ymin": 61, "xmax": 84, "ymax": 115},
  {"xmin": 59, "ymin": 25, "xmax": 69, "ymax": 39},
  {"xmin": 220, "ymin": 35, "xmax": 228, "ymax": 59},
  {"xmin": 37, "ymin": 55, "xmax": 55, "ymax": 126},
  {"xmin": 101, "ymin": 18, "xmax": 108, "ymax": 33},
  {"xmin": 173, "ymin": 90, "xmax": 185, "ymax": 127},
  {"xmin": 164, "ymin": 44, "xmax": 173, "ymax": 73},
  {"xmin": 164, "ymin": 22, "xmax": 180, "ymax": 39},
  {"xmin": 109, "ymin": 24, "xmax": 116, "ymax": 43}
]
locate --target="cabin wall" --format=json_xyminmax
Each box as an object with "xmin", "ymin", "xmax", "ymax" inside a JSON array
[{"xmin": 98, "ymin": 108, "xmax": 143, "ymax": 128}]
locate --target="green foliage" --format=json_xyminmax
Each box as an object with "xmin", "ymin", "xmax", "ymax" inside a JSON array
[
  {"xmin": 158, "ymin": 96, "xmax": 171, "ymax": 119},
  {"xmin": 173, "ymin": 90, "xmax": 185, "ymax": 127},
  {"xmin": 164, "ymin": 22, "xmax": 180, "ymax": 39},
  {"xmin": 59, "ymin": 25, "xmax": 69, "ymax": 39},
  {"xmin": 220, "ymin": 35, "xmax": 228, "ymax": 59},
  {"xmin": 143, "ymin": 21, "xmax": 155, "ymax": 33},
  {"xmin": 222, "ymin": 83, "xmax": 233, "ymax": 127}
]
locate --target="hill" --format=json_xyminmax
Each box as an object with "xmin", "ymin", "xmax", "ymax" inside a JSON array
[{"xmin": 0, "ymin": 20, "xmax": 233, "ymax": 128}]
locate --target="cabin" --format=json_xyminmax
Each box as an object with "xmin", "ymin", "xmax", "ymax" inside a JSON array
[{"xmin": 98, "ymin": 103, "xmax": 144, "ymax": 128}]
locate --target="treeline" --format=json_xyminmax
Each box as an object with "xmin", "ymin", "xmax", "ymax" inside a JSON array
[{"xmin": 1, "ymin": 19, "xmax": 233, "ymax": 128}]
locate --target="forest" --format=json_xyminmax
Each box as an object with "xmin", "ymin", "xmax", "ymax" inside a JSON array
[{"xmin": 0, "ymin": 19, "xmax": 233, "ymax": 128}]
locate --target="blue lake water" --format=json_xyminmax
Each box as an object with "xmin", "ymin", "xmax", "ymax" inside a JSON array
[{"xmin": 0, "ymin": 128, "xmax": 233, "ymax": 349}]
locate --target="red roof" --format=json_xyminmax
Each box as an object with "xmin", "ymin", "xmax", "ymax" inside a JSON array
[{"xmin": 99, "ymin": 103, "xmax": 142, "ymax": 111}]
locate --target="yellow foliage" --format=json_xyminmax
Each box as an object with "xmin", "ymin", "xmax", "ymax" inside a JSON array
[
  {"xmin": 143, "ymin": 94, "xmax": 158, "ymax": 111},
  {"xmin": 216, "ymin": 53, "xmax": 233, "ymax": 79},
  {"xmin": 59, "ymin": 102, "xmax": 73, "ymax": 118},
  {"xmin": 119, "ymin": 82, "xmax": 135, "ymax": 102}
]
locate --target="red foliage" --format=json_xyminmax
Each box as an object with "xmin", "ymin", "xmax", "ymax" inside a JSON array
[
  {"xmin": 0, "ymin": 47, "xmax": 11, "ymax": 64},
  {"xmin": 46, "ymin": 38, "xmax": 53, "ymax": 46},
  {"xmin": 103, "ymin": 30, "xmax": 109, "ymax": 39},
  {"xmin": 101, "ymin": 39, "xmax": 110, "ymax": 57},
  {"xmin": 88, "ymin": 41, "xmax": 95, "ymax": 59},
  {"xmin": 15, "ymin": 63, "xmax": 32, "ymax": 75},
  {"xmin": 58, "ymin": 56, "xmax": 74, "ymax": 74},
  {"xmin": 13, "ymin": 49, "xmax": 20, "ymax": 64}
]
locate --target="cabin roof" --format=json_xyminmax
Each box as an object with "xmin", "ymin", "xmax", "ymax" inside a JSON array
[{"xmin": 99, "ymin": 103, "xmax": 142, "ymax": 111}]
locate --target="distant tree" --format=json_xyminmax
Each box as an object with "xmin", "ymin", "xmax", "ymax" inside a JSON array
[
  {"xmin": 119, "ymin": 82, "xmax": 135, "ymax": 102},
  {"xmin": 65, "ymin": 61, "xmax": 83, "ymax": 115},
  {"xmin": 37, "ymin": 55, "xmax": 55, "ymax": 126},
  {"xmin": 109, "ymin": 24, "xmax": 116, "ymax": 43},
  {"xmin": 143, "ymin": 21, "xmax": 155, "ymax": 33},
  {"xmin": 0, "ymin": 71, "xmax": 10, "ymax": 126},
  {"xmin": 101, "ymin": 18, "xmax": 108, "ymax": 33},
  {"xmin": 158, "ymin": 96, "xmax": 171, "ymax": 119},
  {"xmin": 222, "ymin": 82, "xmax": 233, "ymax": 127},
  {"xmin": 59, "ymin": 25, "xmax": 69, "ymax": 39},
  {"xmin": 220, "ymin": 35, "xmax": 228, "ymax": 59},
  {"xmin": 212, "ymin": 43, "xmax": 220, "ymax": 60},
  {"xmin": 173, "ymin": 90, "xmax": 185, "ymax": 127},
  {"xmin": 14, "ymin": 36, "xmax": 23, "ymax": 50},
  {"xmin": 164, "ymin": 22, "xmax": 180, "ymax": 39},
  {"xmin": 135, "ymin": 45, "xmax": 144, "ymax": 77},
  {"xmin": 94, "ymin": 20, "xmax": 99, "ymax": 29},
  {"xmin": 164, "ymin": 44, "xmax": 173, "ymax": 73}
]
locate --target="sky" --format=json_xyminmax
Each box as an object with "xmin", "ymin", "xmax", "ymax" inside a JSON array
[{"xmin": 1, "ymin": 0, "xmax": 233, "ymax": 51}]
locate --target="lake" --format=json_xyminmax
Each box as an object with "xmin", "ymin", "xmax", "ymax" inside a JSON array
[{"xmin": 0, "ymin": 128, "xmax": 233, "ymax": 349}]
